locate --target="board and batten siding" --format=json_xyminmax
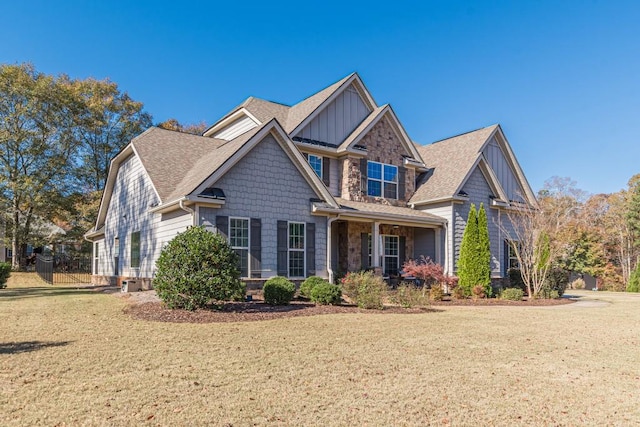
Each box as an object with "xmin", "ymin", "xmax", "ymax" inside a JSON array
[
  {"xmin": 295, "ymin": 84, "xmax": 371, "ymax": 145},
  {"xmin": 483, "ymin": 137, "xmax": 525, "ymax": 202},
  {"xmin": 206, "ymin": 134, "xmax": 328, "ymax": 278},
  {"xmin": 214, "ymin": 115, "xmax": 258, "ymax": 141},
  {"xmin": 455, "ymin": 166, "xmax": 504, "ymax": 277},
  {"xmin": 417, "ymin": 202, "xmax": 454, "ymax": 274},
  {"xmin": 101, "ymin": 154, "xmax": 193, "ymax": 280}
]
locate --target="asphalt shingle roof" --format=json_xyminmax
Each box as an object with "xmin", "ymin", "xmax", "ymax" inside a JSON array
[
  {"xmin": 334, "ymin": 197, "xmax": 445, "ymax": 222},
  {"xmin": 132, "ymin": 126, "xmax": 261, "ymax": 203},
  {"xmin": 409, "ymin": 125, "xmax": 498, "ymax": 204}
]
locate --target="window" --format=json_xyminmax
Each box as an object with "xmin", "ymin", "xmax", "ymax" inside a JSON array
[
  {"xmin": 229, "ymin": 217, "xmax": 249, "ymax": 277},
  {"xmin": 507, "ymin": 241, "xmax": 519, "ymax": 270},
  {"xmin": 383, "ymin": 235, "xmax": 399, "ymax": 276},
  {"xmin": 367, "ymin": 161, "xmax": 398, "ymax": 199},
  {"xmin": 288, "ymin": 222, "xmax": 305, "ymax": 277},
  {"xmin": 130, "ymin": 232, "xmax": 140, "ymax": 268},
  {"xmin": 308, "ymin": 154, "xmax": 323, "ymax": 178}
]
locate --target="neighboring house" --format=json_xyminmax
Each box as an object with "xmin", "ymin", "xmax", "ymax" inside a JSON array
[{"xmin": 85, "ymin": 73, "xmax": 535, "ymax": 289}]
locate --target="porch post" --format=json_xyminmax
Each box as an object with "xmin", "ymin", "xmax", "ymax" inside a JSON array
[
  {"xmin": 435, "ymin": 228, "xmax": 442, "ymax": 265},
  {"xmin": 372, "ymin": 221, "xmax": 382, "ymax": 275}
]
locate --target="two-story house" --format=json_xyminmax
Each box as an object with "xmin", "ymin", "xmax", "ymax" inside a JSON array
[{"xmin": 86, "ymin": 73, "xmax": 535, "ymax": 289}]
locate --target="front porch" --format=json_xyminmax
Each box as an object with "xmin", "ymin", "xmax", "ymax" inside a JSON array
[{"xmin": 329, "ymin": 220, "xmax": 444, "ymax": 283}]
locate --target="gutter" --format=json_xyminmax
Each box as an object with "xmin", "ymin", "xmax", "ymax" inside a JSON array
[{"xmin": 312, "ymin": 206, "xmax": 447, "ymax": 227}]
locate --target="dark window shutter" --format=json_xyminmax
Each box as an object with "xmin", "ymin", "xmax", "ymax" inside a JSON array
[
  {"xmin": 216, "ymin": 216, "xmax": 228, "ymax": 239},
  {"xmin": 399, "ymin": 236, "xmax": 406, "ymax": 270},
  {"xmin": 306, "ymin": 222, "xmax": 316, "ymax": 277},
  {"xmin": 360, "ymin": 158, "xmax": 368, "ymax": 192},
  {"xmin": 503, "ymin": 240, "xmax": 509, "ymax": 276},
  {"xmin": 361, "ymin": 233, "xmax": 369, "ymax": 270},
  {"xmin": 250, "ymin": 218, "xmax": 262, "ymax": 278},
  {"xmin": 277, "ymin": 220, "xmax": 288, "ymax": 276},
  {"xmin": 398, "ymin": 166, "xmax": 406, "ymax": 200},
  {"xmin": 322, "ymin": 157, "xmax": 330, "ymax": 186}
]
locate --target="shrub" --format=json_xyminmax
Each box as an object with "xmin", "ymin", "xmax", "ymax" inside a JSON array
[
  {"xmin": 429, "ymin": 284, "xmax": 444, "ymax": 301},
  {"xmin": 452, "ymin": 285, "xmax": 466, "ymax": 300},
  {"xmin": 571, "ymin": 278, "xmax": 586, "ymax": 290},
  {"xmin": 545, "ymin": 268, "xmax": 569, "ymax": 297},
  {"xmin": 0, "ymin": 262, "xmax": 11, "ymax": 289},
  {"xmin": 154, "ymin": 226, "xmax": 245, "ymax": 311},
  {"xmin": 472, "ymin": 284, "xmax": 486, "ymax": 300},
  {"xmin": 393, "ymin": 283, "xmax": 430, "ymax": 308},
  {"xmin": 508, "ymin": 268, "xmax": 527, "ymax": 292},
  {"xmin": 310, "ymin": 282, "xmax": 342, "ymax": 305},
  {"xmin": 340, "ymin": 271, "xmax": 387, "ymax": 309},
  {"xmin": 548, "ymin": 290, "xmax": 560, "ymax": 299},
  {"xmin": 263, "ymin": 276, "xmax": 296, "ymax": 305},
  {"xmin": 627, "ymin": 264, "xmax": 640, "ymax": 292},
  {"xmin": 500, "ymin": 288, "xmax": 524, "ymax": 301},
  {"xmin": 300, "ymin": 276, "xmax": 327, "ymax": 298}
]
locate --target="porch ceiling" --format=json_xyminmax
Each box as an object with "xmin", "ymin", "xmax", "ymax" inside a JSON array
[{"xmin": 312, "ymin": 197, "xmax": 446, "ymax": 228}]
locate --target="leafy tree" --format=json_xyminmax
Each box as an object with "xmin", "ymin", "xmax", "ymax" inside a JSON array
[
  {"xmin": 626, "ymin": 174, "xmax": 640, "ymax": 249},
  {"xmin": 157, "ymin": 118, "xmax": 208, "ymax": 135},
  {"xmin": 74, "ymin": 78, "xmax": 152, "ymax": 193},
  {"xmin": 0, "ymin": 63, "xmax": 84, "ymax": 268},
  {"xmin": 154, "ymin": 226, "xmax": 245, "ymax": 310},
  {"xmin": 627, "ymin": 263, "xmax": 640, "ymax": 293}
]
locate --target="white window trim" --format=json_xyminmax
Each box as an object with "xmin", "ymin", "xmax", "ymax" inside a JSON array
[
  {"xmin": 229, "ymin": 216, "xmax": 250, "ymax": 278},
  {"xmin": 382, "ymin": 234, "xmax": 399, "ymax": 275},
  {"xmin": 308, "ymin": 154, "xmax": 323, "ymax": 179},
  {"xmin": 288, "ymin": 221, "xmax": 306, "ymax": 278},
  {"xmin": 507, "ymin": 240, "xmax": 520, "ymax": 270},
  {"xmin": 367, "ymin": 161, "xmax": 398, "ymax": 199}
]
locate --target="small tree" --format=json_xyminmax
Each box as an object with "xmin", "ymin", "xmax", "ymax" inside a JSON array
[
  {"xmin": 0, "ymin": 262, "xmax": 11, "ymax": 289},
  {"xmin": 457, "ymin": 204, "xmax": 478, "ymax": 295},
  {"xmin": 627, "ymin": 263, "xmax": 640, "ymax": 293},
  {"xmin": 477, "ymin": 203, "xmax": 492, "ymax": 296},
  {"xmin": 401, "ymin": 256, "xmax": 456, "ymax": 289},
  {"xmin": 154, "ymin": 226, "xmax": 245, "ymax": 310}
]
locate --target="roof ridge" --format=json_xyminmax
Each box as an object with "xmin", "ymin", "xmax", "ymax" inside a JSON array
[{"xmin": 428, "ymin": 124, "xmax": 498, "ymax": 145}]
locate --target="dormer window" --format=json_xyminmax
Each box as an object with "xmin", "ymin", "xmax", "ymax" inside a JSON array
[{"xmin": 367, "ymin": 161, "xmax": 398, "ymax": 199}]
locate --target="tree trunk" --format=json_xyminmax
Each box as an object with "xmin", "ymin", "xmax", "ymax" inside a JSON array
[{"xmin": 11, "ymin": 206, "xmax": 20, "ymax": 270}]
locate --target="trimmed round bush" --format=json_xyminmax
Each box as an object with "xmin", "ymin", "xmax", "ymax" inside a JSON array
[
  {"xmin": 154, "ymin": 226, "xmax": 245, "ymax": 311},
  {"xmin": 300, "ymin": 276, "xmax": 328, "ymax": 298},
  {"xmin": 263, "ymin": 276, "xmax": 295, "ymax": 305},
  {"xmin": 310, "ymin": 282, "xmax": 342, "ymax": 305},
  {"xmin": 0, "ymin": 262, "xmax": 11, "ymax": 289},
  {"xmin": 500, "ymin": 288, "xmax": 524, "ymax": 301}
]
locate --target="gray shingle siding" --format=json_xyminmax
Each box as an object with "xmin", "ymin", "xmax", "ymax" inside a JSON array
[{"xmin": 209, "ymin": 135, "xmax": 327, "ymax": 278}]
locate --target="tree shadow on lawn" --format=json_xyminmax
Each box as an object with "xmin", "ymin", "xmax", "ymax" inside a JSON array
[
  {"xmin": 0, "ymin": 286, "xmax": 115, "ymax": 301},
  {"xmin": 0, "ymin": 340, "xmax": 73, "ymax": 355}
]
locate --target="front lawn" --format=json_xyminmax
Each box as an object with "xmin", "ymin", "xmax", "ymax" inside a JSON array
[{"xmin": 1, "ymin": 273, "xmax": 639, "ymax": 425}]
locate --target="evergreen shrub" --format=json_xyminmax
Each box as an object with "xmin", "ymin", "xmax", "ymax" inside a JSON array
[
  {"xmin": 300, "ymin": 276, "xmax": 327, "ymax": 298},
  {"xmin": 263, "ymin": 276, "xmax": 296, "ymax": 305},
  {"xmin": 154, "ymin": 226, "xmax": 245, "ymax": 310},
  {"xmin": 310, "ymin": 282, "xmax": 342, "ymax": 305},
  {"xmin": 0, "ymin": 262, "xmax": 11, "ymax": 289}
]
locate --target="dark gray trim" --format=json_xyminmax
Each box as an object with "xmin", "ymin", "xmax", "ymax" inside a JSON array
[
  {"xmin": 398, "ymin": 166, "xmax": 406, "ymax": 200},
  {"xmin": 277, "ymin": 220, "xmax": 288, "ymax": 276},
  {"xmin": 250, "ymin": 218, "xmax": 261, "ymax": 278},
  {"xmin": 306, "ymin": 222, "xmax": 316, "ymax": 276},
  {"xmin": 216, "ymin": 215, "xmax": 228, "ymax": 239},
  {"xmin": 322, "ymin": 157, "xmax": 330, "ymax": 186},
  {"xmin": 361, "ymin": 233, "xmax": 369, "ymax": 270}
]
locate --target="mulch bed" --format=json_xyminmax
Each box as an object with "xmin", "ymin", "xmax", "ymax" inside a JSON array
[{"xmin": 123, "ymin": 296, "xmax": 574, "ymax": 323}]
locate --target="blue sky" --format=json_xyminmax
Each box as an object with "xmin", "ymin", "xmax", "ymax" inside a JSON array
[{"xmin": 2, "ymin": 0, "xmax": 638, "ymax": 195}]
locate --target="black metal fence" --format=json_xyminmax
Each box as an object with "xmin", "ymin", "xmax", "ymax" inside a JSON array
[{"xmin": 35, "ymin": 254, "xmax": 92, "ymax": 285}]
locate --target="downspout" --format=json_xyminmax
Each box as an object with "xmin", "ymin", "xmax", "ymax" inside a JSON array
[
  {"xmin": 178, "ymin": 199, "xmax": 195, "ymax": 225},
  {"xmin": 327, "ymin": 214, "xmax": 341, "ymax": 284}
]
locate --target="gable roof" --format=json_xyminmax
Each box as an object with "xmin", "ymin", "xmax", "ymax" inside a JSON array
[
  {"xmin": 203, "ymin": 73, "xmax": 378, "ymax": 141},
  {"xmin": 337, "ymin": 104, "xmax": 425, "ymax": 163},
  {"xmin": 410, "ymin": 124, "xmax": 536, "ymax": 207},
  {"xmin": 191, "ymin": 119, "xmax": 338, "ymax": 208},
  {"xmin": 409, "ymin": 125, "xmax": 499, "ymax": 204}
]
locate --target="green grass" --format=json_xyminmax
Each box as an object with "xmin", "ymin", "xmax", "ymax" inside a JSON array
[{"xmin": 2, "ymin": 274, "xmax": 640, "ymax": 425}]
